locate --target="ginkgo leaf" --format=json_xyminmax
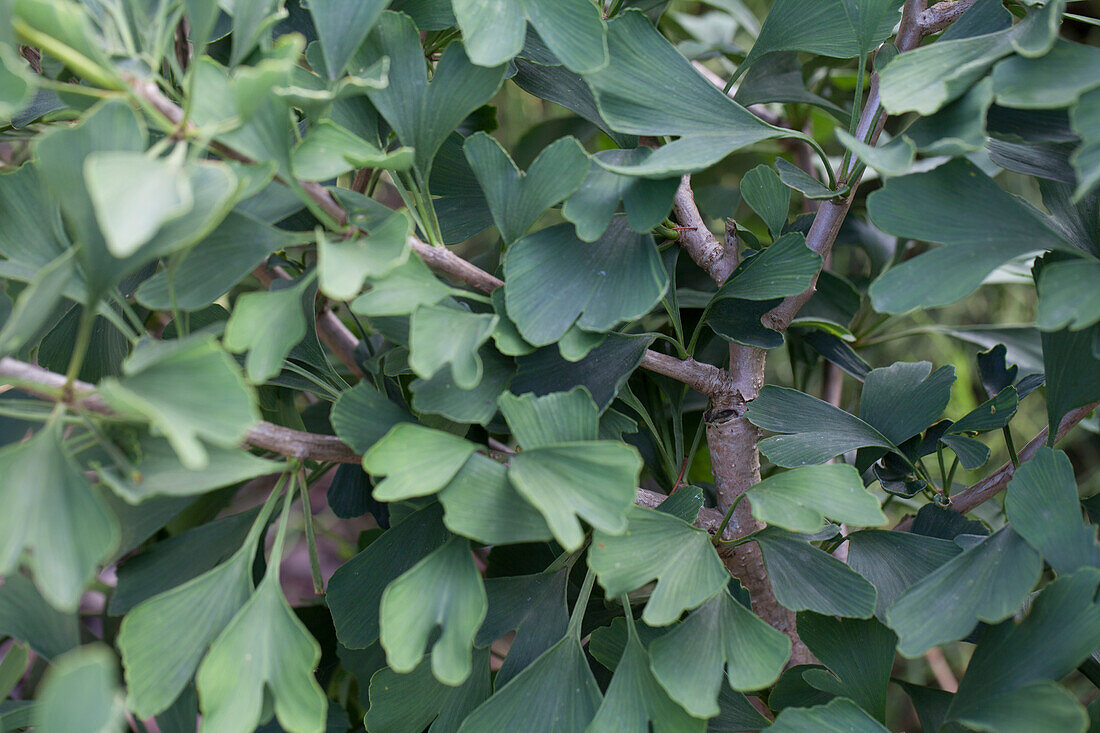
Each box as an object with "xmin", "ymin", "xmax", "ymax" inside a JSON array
[
  {"xmin": 439, "ymin": 452, "xmax": 553, "ymax": 545},
  {"xmin": 508, "ymin": 442, "xmax": 641, "ymax": 551},
  {"xmin": 454, "ymin": 0, "xmax": 608, "ymax": 73},
  {"xmin": 379, "ymin": 536, "xmax": 487, "ymax": 685},
  {"xmin": 711, "ymin": 233, "xmax": 822, "ymax": 302},
  {"xmin": 582, "ymin": 11, "xmax": 797, "ymax": 178},
  {"xmin": 317, "ymin": 210, "xmax": 412, "ymax": 300},
  {"xmin": 98, "ymin": 334, "xmax": 259, "ymax": 470},
  {"xmin": 307, "ymin": 0, "xmax": 388, "ymax": 78},
  {"xmin": 562, "ymin": 149, "xmax": 680, "ymax": 242},
  {"xmin": 0, "ymin": 423, "xmax": 118, "ymax": 612},
  {"xmin": 746, "ymin": 386, "xmax": 895, "ymax": 467},
  {"xmin": 503, "ymin": 219, "xmax": 667, "ymax": 347},
  {"xmin": 363, "ymin": 424, "xmax": 477, "ymax": 502},
  {"xmin": 195, "ymin": 494, "xmax": 327, "ymax": 733},
  {"xmin": 34, "ymin": 645, "xmax": 126, "ymax": 733},
  {"xmin": 740, "ymin": 164, "xmax": 790, "ymax": 238},
  {"xmin": 649, "ymin": 589, "xmax": 791, "ymax": 717},
  {"xmin": 293, "ymin": 121, "xmax": 414, "ymax": 181},
  {"xmin": 886, "ymin": 527, "xmax": 1042, "ymax": 657},
  {"xmin": 118, "ymin": 489, "xmax": 281, "ymax": 717},
  {"xmin": 408, "ymin": 305, "xmax": 499, "ymax": 389},
  {"xmin": 587, "ymin": 610, "xmax": 705, "ymax": 732},
  {"xmin": 746, "ymin": 464, "xmax": 888, "ymax": 533},
  {"xmin": 365, "ymin": 649, "xmax": 491, "ymax": 733},
  {"xmin": 497, "ymin": 386, "xmax": 599, "ymax": 449},
  {"xmin": 1005, "ymin": 448, "xmax": 1100, "ymax": 575},
  {"xmin": 463, "ymin": 132, "xmax": 589, "ymax": 244},
  {"xmin": 588, "ymin": 506, "xmax": 728, "ymax": 626},
  {"xmin": 357, "ymin": 11, "xmax": 506, "ymax": 175},
  {"xmin": 223, "ymin": 275, "xmax": 312, "ymax": 383},
  {"xmin": 351, "ymin": 254, "xmax": 456, "ymax": 317},
  {"xmin": 754, "ymin": 528, "xmax": 877, "ymax": 618}
]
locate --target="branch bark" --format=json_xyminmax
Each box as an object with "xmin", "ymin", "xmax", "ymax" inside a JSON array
[
  {"xmin": 0, "ymin": 356, "xmax": 737, "ymax": 534},
  {"xmin": 918, "ymin": 0, "xmax": 980, "ymax": 35}
]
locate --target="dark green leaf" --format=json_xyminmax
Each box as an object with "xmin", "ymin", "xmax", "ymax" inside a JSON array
[
  {"xmin": 846, "ymin": 529, "xmax": 962, "ymax": 620},
  {"xmin": 796, "ymin": 613, "xmax": 897, "ymax": 721},
  {"xmin": 364, "ymin": 649, "xmax": 491, "ymax": 733},
  {"xmin": 886, "ymin": 527, "xmax": 1042, "ymax": 657}
]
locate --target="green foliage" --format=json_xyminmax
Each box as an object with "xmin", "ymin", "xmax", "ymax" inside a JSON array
[{"xmin": 2, "ymin": 0, "xmax": 1099, "ymax": 730}]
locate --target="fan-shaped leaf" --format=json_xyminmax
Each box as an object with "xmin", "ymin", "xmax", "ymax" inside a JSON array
[
  {"xmin": 755, "ymin": 528, "xmax": 877, "ymax": 618},
  {"xmin": 363, "ymin": 424, "xmax": 477, "ymax": 502},
  {"xmin": 747, "ymin": 464, "xmax": 887, "ymax": 534},
  {"xmin": 589, "ymin": 506, "xmax": 728, "ymax": 626}
]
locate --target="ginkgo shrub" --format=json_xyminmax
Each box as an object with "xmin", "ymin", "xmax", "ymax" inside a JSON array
[{"xmin": 1, "ymin": 0, "xmax": 1099, "ymax": 731}]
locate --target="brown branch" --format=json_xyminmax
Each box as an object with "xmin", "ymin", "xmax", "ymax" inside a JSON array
[
  {"xmin": 947, "ymin": 401, "xmax": 1099, "ymax": 514},
  {"xmin": 918, "ymin": 0, "xmax": 980, "ymax": 35},
  {"xmin": 672, "ymin": 175, "xmax": 739, "ymax": 284},
  {"xmin": 0, "ymin": 357, "xmax": 361, "ymax": 464},
  {"xmin": 640, "ymin": 350, "xmax": 732, "ymax": 397},
  {"xmin": 1, "ymin": 356, "xmax": 739, "ymax": 533}
]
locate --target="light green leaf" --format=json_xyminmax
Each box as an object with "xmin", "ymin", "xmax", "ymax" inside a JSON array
[
  {"xmin": 195, "ymin": 532, "xmax": 326, "ymax": 733},
  {"xmin": 328, "ymin": 504, "xmax": 451, "ymax": 649},
  {"xmin": 84, "ymin": 151, "xmax": 193, "ymax": 258},
  {"xmin": 408, "ymin": 305, "xmax": 499, "ymax": 389},
  {"xmin": 117, "ymin": 499, "xmax": 274, "ymax": 717},
  {"xmin": 868, "ymin": 159, "xmax": 1072, "ymax": 313},
  {"xmin": 96, "ymin": 436, "xmax": 286, "ymax": 503},
  {"xmin": 712, "ymin": 232, "xmax": 822, "ymax": 302},
  {"xmin": 457, "ymin": 634, "xmax": 602, "ymax": 733},
  {"xmin": 454, "ymin": 0, "xmax": 608, "ymax": 73},
  {"xmin": 905, "ymin": 77, "xmax": 994, "ymax": 156},
  {"xmin": 879, "ymin": 23, "xmax": 1015, "ymax": 115},
  {"xmin": 34, "ymin": 645, "xmax": 126, "ymax": 733},
  {"xmin": 588, "ymin": 506, "xmax": 728, "ymax": 626},
  {"xmin": 649, "ymin": 589, "xmax": 790, "ymax": 717},
  {"xmin": 739, "ymin": 0, "xmax": 903, "ymax": 76},
  {"xmin": 992, "ymin": 38, "xmax": 1100, "ymax": 109},
  {"xmin": 775, "ymin": 159, "xmax": 839, "ymax": 200},
  {"xmin": 365, "ymin": 649, "xmax": 491, "ymax": 733},
  {"xmin": 498, "ymin": 386, "xmax": 598, "ymax": 449},
  {"xmin": 318, "ymin": 210, "xmax": 412, "ymax": 300},
  {"xmin": 797, "ymin": 613, "xmax": 897, "ymax": 721},
  {"xmin": 293, "ymin": 121, "xmax": 413, "ymax": 181},
  {"xmin": 380, "ymin": 536, "xmax": 487, "ymax": 685},
  {"xmin": 747, "ymin": 464, "xmax": 887, "ymax": 533},
  {"xmin": 582, "ymin": 10, "xmax": 794, "ymax": 178},
  {"xmin": 587, "ymin": 611, "xmax": 705, "ymax": 733},
  {"xmin": 1005, "ymin": 447, "xmax": 1100, "ymax": 575},
  {"xmin": 359, "ymin": 11, "xmax": 506, "ymax": 175},
  {"xmin": 886, "ymin": 527, "xmax": 1042, "ymax": 657},
  {"xmin": 767, "ymin": 697, "xmax": 890, "ymax": 733},
  {"xmin": 740, "ymin": 164, "xmax": 790, "ymax": 238},
  {"xmin": 364, "ymin": 424, "xmax": 477, "ymax": 502},
  {"xmin": 439, "ymin": 452, "xmax": 553, "ymax": 544},
  {"xmin": 835, "ymin": 130, "xmax": 915, "ymax": 177},
  {"xmin": 1037, "ymin": 259, "xmax": 1100, "ymax": 331},
  {"xmin": 224, "ymin": 276, "xmax": 311, "ymax": 383},
  {"xmin": 504, "ymin": 219, "xmax": 668, "ymax": 346},
  {"xmin": 508, "ymin": 442, "xmax": 641, "ymax": 551},
  {"xmin": 352, "ymin": 254, "xmax": 456, "ymax": 317},
  {"xmin": 746, "ymin": 386, "xmax": 895, "ymax": 467},
  {"xmin": 463, "ymin": 133, "xmax": 589, "ymax": 244},
  {"xmin": 308, "ymin": 0, "xmax": 388, "ymax": 78},
  {"xmin": 846, "ymin": 530, "xmax": 962, "ymax": 620},
  {"xmin": 100, "ymin": 335, "xmax": 258, "ymax": 470},
  {"xmin": 754, "ymin": 528, "xmax": 877, "ymax": 618},
  {"xmin": 0, "ymin": 423, "xmax": 118, "ymax": 612}
]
